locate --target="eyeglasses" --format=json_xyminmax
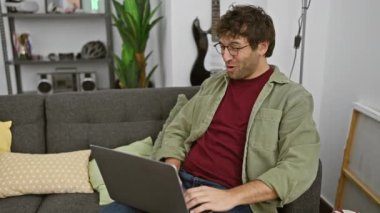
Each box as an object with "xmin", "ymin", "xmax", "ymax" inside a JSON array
[{"xmin": 214, "ymin": 43, "xmax": 250, "ymax": 56}]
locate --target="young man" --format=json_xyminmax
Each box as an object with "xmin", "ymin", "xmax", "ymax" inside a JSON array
[{"xmin": 102, "ymin": 4, "xmax": 320, "ymax": 213}]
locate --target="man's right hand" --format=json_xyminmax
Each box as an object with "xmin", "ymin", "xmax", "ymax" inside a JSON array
[{"xmin": 165, "ymin": 158, "xmax": 183, "ymax": 189}]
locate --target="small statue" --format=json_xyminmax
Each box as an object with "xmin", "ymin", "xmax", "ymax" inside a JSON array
[{"xmin": 15, "ymin": 33, "xmax": 32, "ymax": 59}]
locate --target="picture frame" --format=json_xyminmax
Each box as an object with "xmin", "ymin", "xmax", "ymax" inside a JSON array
[
  {"xmin": 335, "ymin": 102, "xmax": 380, "ymax": 211},
  {"xmin": 45, "ymin": 0, "xmax": 82, "ymax": 13}
]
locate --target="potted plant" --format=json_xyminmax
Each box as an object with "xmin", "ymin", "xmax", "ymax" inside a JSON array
[{"xmin": 112, "ymin": 0, "xmax": 163, "ymax": 88}]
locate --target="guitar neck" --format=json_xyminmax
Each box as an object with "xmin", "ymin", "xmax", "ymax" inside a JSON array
[{"xmin": 211, "ymin": 0, "xmax": 220, "ymax": 42}]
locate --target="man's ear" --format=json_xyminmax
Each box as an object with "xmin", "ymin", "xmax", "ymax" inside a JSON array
[{"xmin": 258, "ymin": 41, "xmax": 269, "ymax": 56}]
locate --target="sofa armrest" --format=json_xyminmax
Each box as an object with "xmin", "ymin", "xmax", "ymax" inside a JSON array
[{"xmin": 278, "ymin": 160, "xmax": 322, "ymax": 213}]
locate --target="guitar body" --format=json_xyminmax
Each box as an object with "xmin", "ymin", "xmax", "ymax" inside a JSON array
[
  {"xmin": 190, "ymin": 0, "xmax": 223, "ymax": 85},
  {"xmin": 190, "ymin": 18, "xmax": 210, "ymax": 86},
  {"xmin": 204, "ymin": 34, "xmax": 225, "ymax": 73}
]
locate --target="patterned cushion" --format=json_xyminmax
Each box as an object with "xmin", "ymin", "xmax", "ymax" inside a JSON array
[{"xmin": 0, "ymin": 150, "xmax": 93, "ymax": 198}]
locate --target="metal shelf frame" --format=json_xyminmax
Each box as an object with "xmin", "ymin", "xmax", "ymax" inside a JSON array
[
  {"xmin": 2, "ymin": 13, "xmax": 107, "ymax": 18},
  {"xmin": 6, "ymin": 58, "xmax": 112, "ymax": 65}
]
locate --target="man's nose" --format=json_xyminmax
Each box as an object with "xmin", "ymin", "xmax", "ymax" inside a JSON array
[{"xmin": 222, "ymin": 50, "xmax": 233, "ymax": 62}]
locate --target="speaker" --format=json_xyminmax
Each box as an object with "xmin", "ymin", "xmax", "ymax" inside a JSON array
[
  {"xmin": 79, "ymin": 72, "xmax": 96, "ymax": 91},
  {"xmin": 37, "ymin": 73, "xmax": 53, "ymax": 94}
]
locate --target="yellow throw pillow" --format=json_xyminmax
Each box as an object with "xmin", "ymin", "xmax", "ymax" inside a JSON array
[
  {"xmin": 0, "ymin": 121, "xmax": 12, "ymax": 152},
  {"xmin": 89, "ymin": 137, "xmax": 153, "ymax": 205},
  {"xmin": 0, "ymin": 150, "xmax": 93, "ymax": 198}
]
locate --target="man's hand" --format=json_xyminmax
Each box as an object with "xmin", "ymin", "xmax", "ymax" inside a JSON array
[
  {"xmin": 164, "ymin": 158, "xmax": 183, "ymax": 186},
  {"xmin": 164, "ymin": 158, "xmax": 181, "ymax": 171},
  {"xmin": 184, "ymin": 179, "xmax": 278, "ymax": 213},
  {"xmin": 184, "ymin": 186, "xmax": 237, "ymax": 213}
]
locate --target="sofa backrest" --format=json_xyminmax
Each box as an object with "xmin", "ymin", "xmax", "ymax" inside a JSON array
[
  {"xmin": 45, "ymin": 87, "xmax": 199, "ymax": 153},
  {"xmin": 0, "ymin": 94, "xmax": 46, "ymax": 153}
]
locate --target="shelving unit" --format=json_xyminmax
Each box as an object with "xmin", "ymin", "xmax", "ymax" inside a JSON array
[{"xmin": 0, "ymin": 0, "xmax": 114, "ymax": 94}]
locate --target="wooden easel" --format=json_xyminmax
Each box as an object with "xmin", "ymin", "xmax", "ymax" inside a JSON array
[{"xmin": 335, "ymin": 103, "xmax": 380, "ymax": 210}]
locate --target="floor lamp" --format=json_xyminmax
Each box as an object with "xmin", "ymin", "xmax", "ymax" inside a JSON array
[{"xmin": 299, "ymin": 0, "xmax": 309, "ymax": 85}]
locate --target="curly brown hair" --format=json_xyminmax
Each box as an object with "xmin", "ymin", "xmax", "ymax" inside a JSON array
[{"xmin": 216, "ymin": 5, "xmax": 275, "ymax": 57}]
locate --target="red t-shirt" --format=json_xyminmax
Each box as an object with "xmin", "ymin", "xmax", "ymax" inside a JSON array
[{"xmin": 183, "ymin": 69, "xmax": 273, "ymax": 188}]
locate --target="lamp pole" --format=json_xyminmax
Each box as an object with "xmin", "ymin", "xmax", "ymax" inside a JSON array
[{"xmin": 299, "ymin": 0, "xmax": 308, "ymax": 85}]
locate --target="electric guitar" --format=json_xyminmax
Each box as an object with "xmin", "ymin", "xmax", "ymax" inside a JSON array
[{"xmin": 190, "ymin": 0, "xmax": 225, "ymax": 86}]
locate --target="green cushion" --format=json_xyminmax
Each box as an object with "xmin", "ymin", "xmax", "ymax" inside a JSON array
[
  {"xmin": 89, "ymin": 94, "xmax": 189, "ymax": 205},
  {"xmin": 89, "ymin": 137, "xmax": 153, "ymax": 205}
]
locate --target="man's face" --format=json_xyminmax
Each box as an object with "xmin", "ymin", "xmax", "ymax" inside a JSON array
[{"xmin": 219, "ymin": 36, "xmax": 268, "ymax": 80}]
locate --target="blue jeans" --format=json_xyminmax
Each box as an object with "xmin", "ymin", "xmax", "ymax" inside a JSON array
[{"xmin": 100, "ymin": 170, "xmax": 252, "ymax": 213}]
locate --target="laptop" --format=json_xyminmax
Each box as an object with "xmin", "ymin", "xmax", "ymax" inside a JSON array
[{"xmin": 90, "ymin": 145, "xmax": 189, "ymax": 213}]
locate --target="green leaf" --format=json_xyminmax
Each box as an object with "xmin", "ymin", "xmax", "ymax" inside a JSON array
[
  {"xmin": 125, "ymin": 60, "xmax": 139, "ymax": 88},
  {"xmin": 112, "ymin": 0, "xmax": 123, "ymax": 19},
  {"xmin": 124, "ymin": 0, "xmax": 139, "ymax": 22},
  {"xmin": 121, "ymin": 43, "xmax": 134, "ymax": 63},
  {"xmin": 124, "ymin": 12, "xmax": 138, "ymax": 39},
  {"xmin": 112, "ymin": 0, "xmax": 162, "ymax": 88},
  {"xmin": 148, "ymin": 3, "xmax": 162, "ymax": 23},
  {"xmin": 136, "ymin": 0, "xmax": 149, "ymax": 23},
  {"xmin": 145, "ymin": 64, "xmax": 158, "ymax": 87},
  {"xmin": 113, "ymin": 54, "xmax": 126, "ymax": 87},
  {"xmin": 145, "ymin": 51, "xmax": 153, "ymax": 61}
]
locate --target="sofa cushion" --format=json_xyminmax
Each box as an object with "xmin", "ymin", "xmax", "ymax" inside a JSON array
[
  {"xmin": 0, "ymin": 121, "xmax": 12, "ymax": 152},
  {"xmin": 45, "ymin": 87, "xmax": 199, "ymax": 153},
  {"xmin": 0, "ymin": 150, "xmax": 93, "ymax": 198},
  {"xmin": 37, "ymin": 193, "xmax": 99, "ymax": 213},
  {"xmin": 0, "ymin": 94, "xmax": 45, "ymax": 153},
  {"xmin": 0, "ymin": 195, "xmax": 43, "ymax": 213},
  {"xmin": 89, "ymin": 137, "xmax": 153, "ymax": 205}
]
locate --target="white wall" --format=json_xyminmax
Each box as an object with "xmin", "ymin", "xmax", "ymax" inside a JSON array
[
  {"xmin": 318, "ymin": 0, "xmax": 380, "ymax": 205},
  {"xmin": 266, "ymin": 0, "xmax": 326, "ymax": 126}
]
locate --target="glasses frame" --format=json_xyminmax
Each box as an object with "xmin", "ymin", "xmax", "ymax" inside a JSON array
[{"xmin": 214, "ymin": 42, "xmax": 250, "ymax": 56}]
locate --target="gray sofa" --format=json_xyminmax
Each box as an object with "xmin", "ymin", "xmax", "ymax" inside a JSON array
[{"xmin": 0, "ymin": 87, "xmax": 321, "ymax": 213}]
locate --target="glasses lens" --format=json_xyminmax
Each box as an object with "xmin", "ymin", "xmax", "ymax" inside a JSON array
[
  {"xmin": 229, "ymin": 48, "xmax": 238, "ymax": 56},
  {"xmin": 214, "ymin": 43, "xmax": 239, "ymax": 56}
]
